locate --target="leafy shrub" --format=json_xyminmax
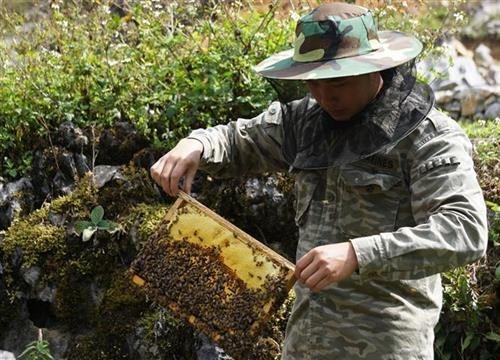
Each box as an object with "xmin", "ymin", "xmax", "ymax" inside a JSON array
[
  {"xmin": 0, "ymin": 0, "xmax": 292, "ymax": 179},
  {"xmin": 0, "ymin": 0, "xmax": 470, "ymax": 180}
]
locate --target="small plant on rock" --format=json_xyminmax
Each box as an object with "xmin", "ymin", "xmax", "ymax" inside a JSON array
[
  {"xmin": 18, "ymin": 329, "xmax": 54, "ymax": 360},
  {"xmin": 74, "ymin": 205, "xmax": 120, "ymax": 242}
]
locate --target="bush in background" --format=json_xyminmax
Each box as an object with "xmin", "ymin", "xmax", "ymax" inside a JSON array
[
  {"xmin": 0, "ymin": 1, "xmax": 497, "ymax": 359},
  {"xmin": 0, "ymin": 0, "xmax": 293, "ymax": 178},
  {"xmin": 0, "ymin": 0, "xmax": 469, "ymax": 179}
]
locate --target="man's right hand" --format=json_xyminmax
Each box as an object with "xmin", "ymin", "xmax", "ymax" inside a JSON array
[{"xmin": 150, "ymin": 138, "xmax": 203, "ymax": 197}]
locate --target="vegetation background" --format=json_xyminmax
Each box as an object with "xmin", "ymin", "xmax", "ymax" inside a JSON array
[{"xmin": 0, "ymin": 0, "xmax": 498, "ymax": 359}]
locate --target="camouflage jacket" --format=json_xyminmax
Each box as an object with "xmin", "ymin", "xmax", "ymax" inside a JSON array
[{"xmin": 187, "ymin": 92, "xmax": 488, "ymax": 359}]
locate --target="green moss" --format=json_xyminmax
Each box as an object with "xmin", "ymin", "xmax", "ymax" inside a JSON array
[
  {"xmin": 135, "ymin": 308, "xmax": 196, "ymax": 359},
  {"xmin": 0, "ymin": 286, "xmax": 21, "ymax": 337},
  {"xmin": 124, "ymin": 203, "xmax": 169, "ymax": 245},
  {"xmin": 63, "ymin": 268, "xmax": 147, "ymax": 359},
  {"xmin": 97, "ymin": 268, "xmax": 146, "ymax": 333},
  {"xmin": 65, "ymin": 333, "xmax": 132, "ymax": 360},
  {"xmin": 52, "ymin": 267, "xmax": 96, "ymax": 329},
  {"xmin": 1, "ymin": 219, "xmax": 66, "ymax": 268},
  {"xmin": 97, "ymin": 165, "xmax": 163, "ymax": 218},
  {"xmin": 0, "ymin": 174, "xmax": 97, "ymax": 269},
  {"xmin": 1, "ymin": 168, "xmax": 199, "ymax": 357}
]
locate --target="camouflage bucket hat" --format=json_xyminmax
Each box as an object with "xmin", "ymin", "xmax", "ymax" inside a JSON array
[{"xmin": 254, "ymin": 2, "xmax": 423, "ymax": 80}]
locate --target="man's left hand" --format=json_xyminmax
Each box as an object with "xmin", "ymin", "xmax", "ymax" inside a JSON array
[{"xmin": 295, "ymin": 242, "xmax": 359, "ymax": 292}]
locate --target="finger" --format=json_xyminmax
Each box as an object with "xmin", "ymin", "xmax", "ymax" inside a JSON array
[
  {"xmin": 298, "ymin": 259, "xmax": 320, "ymax": 283},
  {"xmin": 150, "ymin": 158, "xmax": 163, "ymax": 185},
  {"xmin": 160, "ymin": 158, "xmax": 176, "ymax": 196},
  {"xmin": 169, "ymin": 161, "xmax": 188, "ymax": 196},
  {"xmin": 151, "ymin": 156, "xmax": 170, "ymax": 191},
  {"xmin": 302, "ymin": 265, "xmax": 327, "ymax": 288},
  {"xmin": 295, "ymin": 250, "xmax": 316, "ymax": 278},
  {"xmin": 311, "ymin": 276, "xmax": 336, "ymax": 293},
  {"xmin": 183, "ymin": 167, "xmax": 197, "ymax": 194}
]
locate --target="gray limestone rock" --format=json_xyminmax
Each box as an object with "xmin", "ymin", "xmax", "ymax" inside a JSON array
[
  {"xmin": 92, "ymin": 165, "xmax": 125, "ymax": 189},
  {"xmin": 0, "ymin": 177, "xmax": 34, "ymax": 230},
  {"xmin": 56, "ymin": 121, "xmax": 88, "ymax": 152},
  {"xmin": 484, "ymin": 102, "xmax": 500, "ymax": 119}
]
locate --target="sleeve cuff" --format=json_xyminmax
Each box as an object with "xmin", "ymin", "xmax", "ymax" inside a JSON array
[
  {"xmin": 350, "ymin": 235, "xmax": 384, "ymax": 279},
  {"xmin": 186, "ymin": 131, "xmax": 213, "ymax": 163}
]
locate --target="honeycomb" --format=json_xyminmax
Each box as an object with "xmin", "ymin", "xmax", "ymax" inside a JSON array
[{"xmin": 130, "ymin": 191, "xmax": 296, "ymax": 359}]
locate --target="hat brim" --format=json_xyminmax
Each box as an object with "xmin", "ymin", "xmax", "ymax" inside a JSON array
[{"xmin": 253, "ymin": 31, "xmax": 422, "ymax": 80}]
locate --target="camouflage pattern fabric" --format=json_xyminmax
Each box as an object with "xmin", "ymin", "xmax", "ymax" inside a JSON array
[
  {"xmin": 187, "ymin": 98, "xmax": 488, "ymax": 358},
  {"xmin": 293, "ymin": 3, "xmax": 380, "ymax": 62},
  {"xmin": 254, "ymin": 3, "xmax": 422, "ymax": 80}
]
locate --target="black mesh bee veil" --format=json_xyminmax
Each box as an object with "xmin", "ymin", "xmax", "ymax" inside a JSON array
[
  {"xmin": 266, "ymin": 78, "xmax": 309, "ymax": 104},
  {"xmin": 273, "ymin": 60, "xmax": 435, "ymax": 170}
]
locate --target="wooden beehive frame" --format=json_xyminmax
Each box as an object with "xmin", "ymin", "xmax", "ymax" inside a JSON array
[{"xmin": 131, "ymin": 190, "xmax": 296, "ymax": 342}]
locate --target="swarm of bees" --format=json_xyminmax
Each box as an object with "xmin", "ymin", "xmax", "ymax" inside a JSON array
[{"xmin": 130, "ymin": 194, "xmax": 295, "ymax": 359}]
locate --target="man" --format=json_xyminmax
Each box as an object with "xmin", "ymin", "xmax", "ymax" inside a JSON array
[{"xmin": 150, "ymin": 2, "xmax": 488, "ymax": 359}]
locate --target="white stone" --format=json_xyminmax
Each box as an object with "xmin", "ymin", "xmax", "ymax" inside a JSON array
[
  {"xmin": 0, "ymin": 350, "xmax": 16, "ymax": 360},
  {"xmin": 452, "ymin": 38, "xmax": 473, "ymax": 58},
  {"xmin": 418, "ymin": 43, "xmax": 487, "ymax": 91},
  {"xmin": 452, "ymin": 57, "xmax": 487, "ymax": 88},
  {"xmin": 435, "ymin": 90, "xmax": 455, "ymax": 104},
  {"xmin": 486, "ymin": 19, "xmax": 500, "ymax": 38},
  {"xmin": 474, "ymin": 43, "xmax": 494, "ymax": 67},
  {"xmin": 494, "ymin": 69, "xmax": 500, "ymax": 85}
]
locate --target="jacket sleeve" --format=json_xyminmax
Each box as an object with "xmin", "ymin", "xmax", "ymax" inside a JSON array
[
  {"xmin": 351, "ymin": 113, "xmax": 488, "ymax": 280},
  {"xmin": 186, "ymin": 101, "xmax": 288, "ymax": 177}
]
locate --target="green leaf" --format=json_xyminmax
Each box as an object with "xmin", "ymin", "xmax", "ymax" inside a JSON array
[
  {"xmin": 74, "ymin": 221, "xmax": 93, "ymax": 234},
  {"xmin": 90, "ymin": 206, "xmax": 104, "ymax": 224},
  {"xmin": 8, "ymin": 168, "xmax": 17, "ymax": 178},
  {"xmin": 496, "ymin": 266, "xmax": 500, "ymax": 280},
  {"xmin": 484, "ymin": 332, "xmax": 500, "ymax": 342},
  {"xmin": 82, "ymin": 227, "xmax": 97, "ymax": 242},
  {"xmin": 18, "ymin": 341, "xmax": 38, "ymax": 358},
  {"xmin": 97, "ymin": 219, "xmax": 111, "ymax": 230},
  {"xmin": 486, "ymin": 201, "xmax": 500, "ymax": 213},
  {"xmin": 100, "ymin": 220, "xmax": 121, "ymax": 233},
  {"xmin": 462, "ymin": 333, "xmax": 474, "ymax": 351},
  {"xmin": 470, "ymin": 335, "xmax": 481, "ymax": 351}
]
